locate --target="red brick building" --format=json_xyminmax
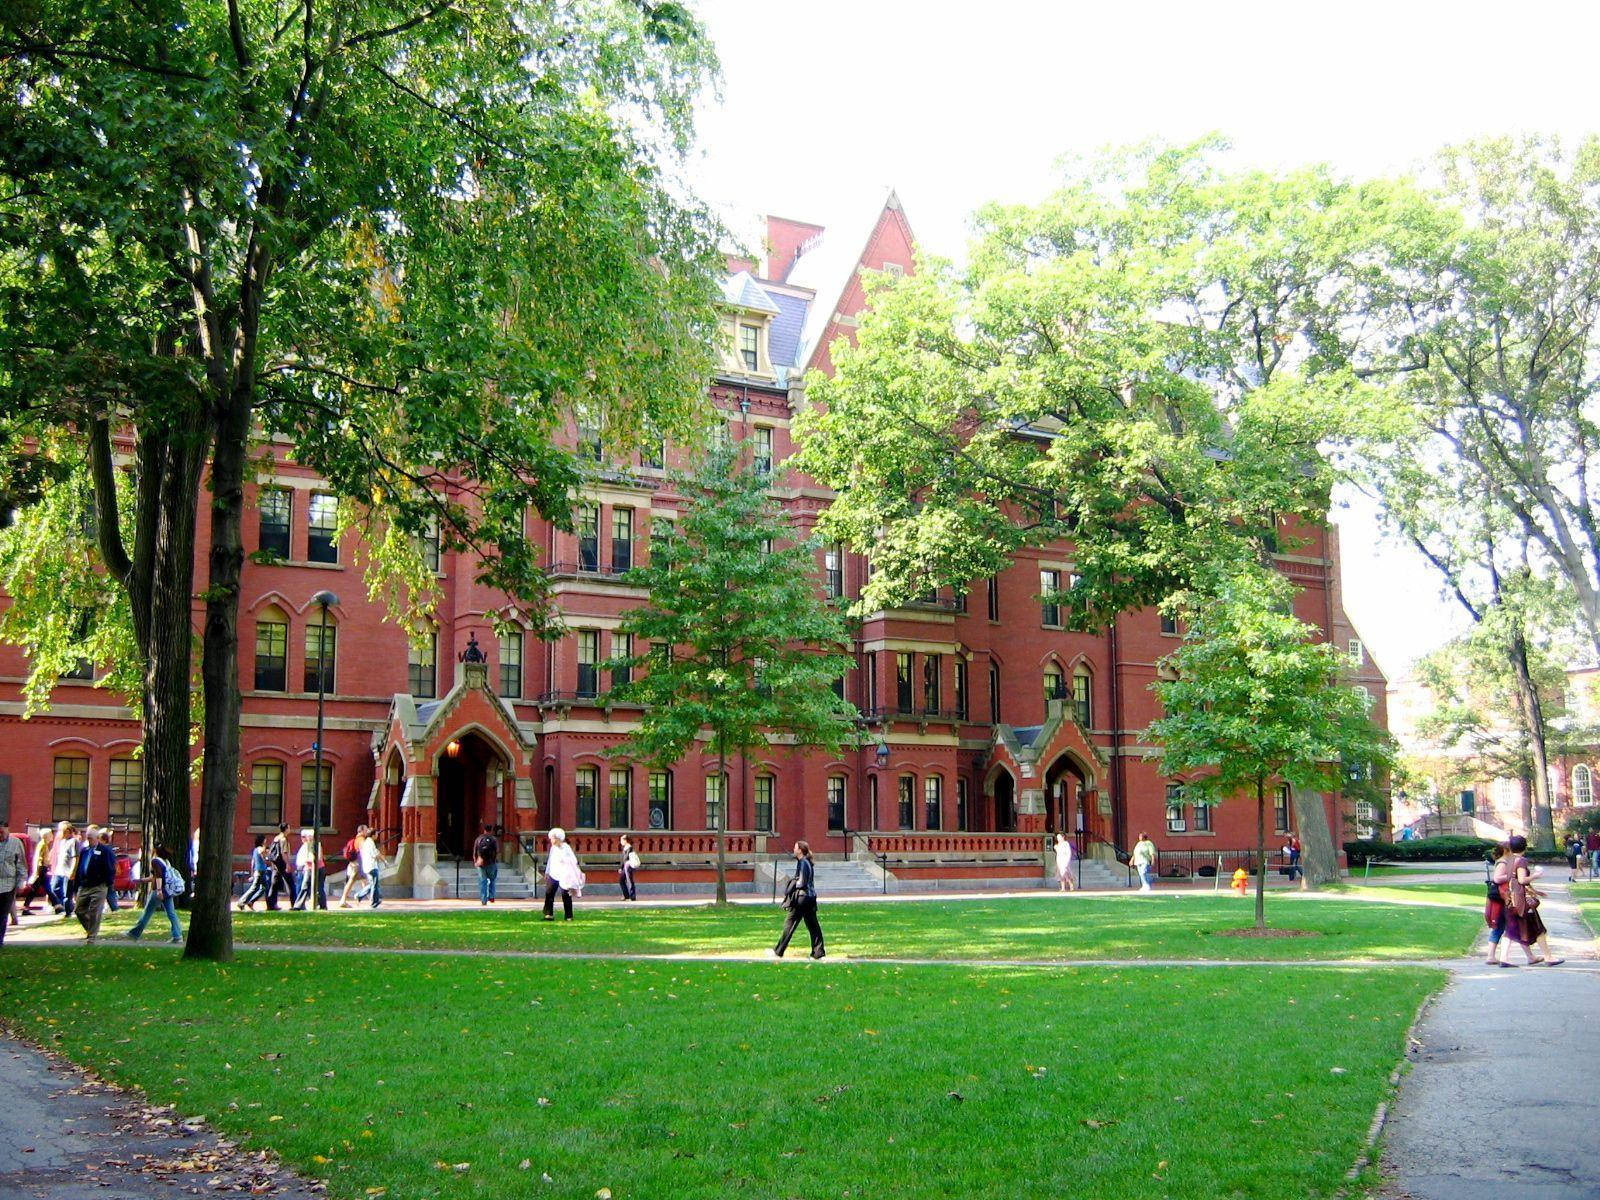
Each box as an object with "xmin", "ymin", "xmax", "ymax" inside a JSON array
[{"xmin": 0, "ymin": 194, "xmax": 1387, "ymax": 893}]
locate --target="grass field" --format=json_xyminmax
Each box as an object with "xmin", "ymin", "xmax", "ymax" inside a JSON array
[
  {"xmin": 87, "ymin": 891, "xmax": 1486, "ymax": 962},
  {"xmin": 1574, "ymin": 883, "xmax": 1599, "ymax": 945},
  {"xmin": 0, "ymin": 946, "xmax": 1442, "ymax": 1200}
]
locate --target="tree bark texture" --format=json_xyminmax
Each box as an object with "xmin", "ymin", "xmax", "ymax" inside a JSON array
[
  {"xmin": 186, "ymin": 396, "xmax": 251, "ymax": 962},
  {"xmin": 1289, "ymin": 784, "xmax": 1340, "ymax": 887},
  {"xmin": 1507, "ymin": 630, "xmax": 1557, "ymax": 851},
  {"xmin": 714, "ymin": 739, "xmax": 728, "ymax": 905}
]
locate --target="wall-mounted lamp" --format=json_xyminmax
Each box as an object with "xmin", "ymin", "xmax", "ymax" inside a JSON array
[
  {"xmin": 874, "ymin": 739, "xmax": 890, "ymax": 768},
  {"xmin": 445, "ymin": 739, "xmax": 461, "ymax": 759}
]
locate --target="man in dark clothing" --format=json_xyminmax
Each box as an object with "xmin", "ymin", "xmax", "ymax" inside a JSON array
[
  {"xmin": 0, "ymin": 821, "xmax": 25, "ymax": 946},
  {"xmin": 264, "ymin": 823, "xmax": 292, "ymax": 910},
  {"xmin": 75, "ymin": 826, "xmax": 117, "ymax": 943},
  {"xmin": 473, "ymin": 824, "xmax": 500, "ymax": 906}
]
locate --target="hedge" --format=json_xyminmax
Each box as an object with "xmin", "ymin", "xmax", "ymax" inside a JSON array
[{"xmin": 1343, "ymin": 835, "xmax": 1497, "ymax": 864}]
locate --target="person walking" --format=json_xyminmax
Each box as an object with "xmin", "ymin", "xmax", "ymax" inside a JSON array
[
  {"xmin": 97, "ymin": 828, "xmax": 121, "ymax": 912},
  {"xmin": 293, "ymin": 829, "xmax": 327, "ymax": 910},
  {"xmin": 1053, "ymin": 832, "xmax": 1077, "ymax": 892},
  {"xmin": 0, "ymin": 821, "xmax": 25, "ymax": 946},
  {"xmin": 618, "ymin": 834, "xmax": 639, "ymax": 901},
  {"xmin": 339, "ymin": 827, "xmax": 367, "ymax": 908},
  {"xmin": 1588, "ymin": 829, "xmax": 1600, "ymax": 881},
  {"xmin": 1484, "ymin": 843, "xmax": 1515, "ymax": 967},
  {"xmin": 1566, "ymin": 834, "xmax": 1582, "ymax": 883},
  {"xmin": 1284, "ymin": 834, "xmax": 1305, "ymax": 888},
  {"xmin": 473, "ymin": 823, "xmax": 500, "ymax": 906},
  {"xmin": 541, "ymin": 828, "xmax": 584, "ymax": 921},
  {"xmin": 48, "ymin": 821, "xmax": 79, "ymax": 917},
  {"xmin": 74, "ymin": 825, "xmax": 117, "ymax": 943},
  {"xmin": 264, "ymin": 823, "xmax": 292, "ymax": 910},
  {"xmin": 358, "ymin": 828, "xmax": 383, "ymax": 908},
  {"xmin": 20, "ymin": 825, "xmax": 53, "ymax": 917},
  {"xmin": 1131, "ymin": 832, "xmax": 1157, "ymax": 892},
  {"xmin": 124, "ymin": 843, "xmax": 184, "ymax": 943},
  {"xmin": 772, "ymin": 841, "xmax": 825, "ymax": 959},
  {"xmin": 236, "ymin": 835, "xmax": 272, "ymax": 911},
  {"xmin": 1502, "ymin": 834, "xmax": 1563, "ymax": 966}
]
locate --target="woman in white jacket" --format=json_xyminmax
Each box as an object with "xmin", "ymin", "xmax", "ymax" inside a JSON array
[{"xmin": 542, "ymin": 828, "xmax": 586, "ymax": 921}]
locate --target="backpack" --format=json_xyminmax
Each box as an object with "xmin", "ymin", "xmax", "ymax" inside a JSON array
[
  {"xmin": 265, "ymin": 838, "xmax": 285, "ymax": 866},
  {"xmin": 157, "ymin": 857, "xmax": 185, "ymax": 897}
]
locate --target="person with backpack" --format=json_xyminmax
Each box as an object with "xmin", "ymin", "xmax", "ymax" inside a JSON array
[
  {"xmin": 339, "ymin": 827, "xmax": 366, "ymax": 908},
  {"xmin": 20, "ymin": 825, "xmax": 53, "ymax": 916},
  {"xmin": 237, "ymin": 834, "xmax": 272, "ymax": 910},
  {"xmin": 473, "ymin": 823, "xmax": 500, "ymax": 905},
  {"xmin": 124, "ymin": 843, "xmax": 184, "ymax": 943},
  {"xmin": 264, "ymin": 823, "xmax": 292, "ymax": 910}
]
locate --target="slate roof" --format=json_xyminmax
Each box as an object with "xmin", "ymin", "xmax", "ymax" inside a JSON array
[{"xmin": 720, "ymin": 270, "xmax": 781, "ymax": 315}]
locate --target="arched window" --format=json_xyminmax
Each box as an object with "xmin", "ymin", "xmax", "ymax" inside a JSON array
[
  {"xmin": 254, "ymin": 605, "xmax": 288, "ymax": 691},
  {"xmin": 647, "ymin": 770, "xmax": 673, "ymax": 829},
  {"xmin": 1043, "ymin": 665, "xmax": 1065, "ymax": 703},
  {"xmin": 756, "ymin": 775, "xmax": 777, "ymax": 833},
  {"xmin": 1072, "ymin": 665, "xmax": 1092, "ymax": 727},
  {"xmin": 897, "ymin": 774, "xmax": 916, "ymax": 830},
  {"xmin": 1574, "ymin": 764, "xmax": 1593, "ymax": 807},
  {"xmin": 52, "ymin": 756, "xmax": 90, "ymax": 824},
  {"xmin": 825, "ymin": 776, "xmax": 845, "ymax": 831},
  {"xmin": 304, "ymin": 616, "xmax": 337, "ymax": 694}
]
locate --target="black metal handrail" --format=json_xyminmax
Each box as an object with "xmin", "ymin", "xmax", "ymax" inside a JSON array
[{"xmin": 860, "ymin": 705, "xmax": 967, "ymax": 723}]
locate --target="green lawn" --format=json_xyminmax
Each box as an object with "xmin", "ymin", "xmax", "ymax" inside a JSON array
[
  {"xmin": 1574, "ymin": 883, "xmax": 1599, "ymax": 946},
  {"xmin": 0, "ymin": 946, "xmax": 1442, "ymax": 1200},
  {"xmin": 104, "ymin": 891, "xmax": 1484, "ymax": 962},
  {"xmin": 1328, "ymin": 881, "xmax": 1488, "ymax": 908}
]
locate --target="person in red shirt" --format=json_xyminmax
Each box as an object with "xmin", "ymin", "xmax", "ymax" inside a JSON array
[{"xmin": 1586, "ymin": 830, "xmax": 1599, "ymax": 881}]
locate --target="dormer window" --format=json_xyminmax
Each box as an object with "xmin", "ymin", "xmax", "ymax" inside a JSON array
[{"xmin": 739, "ymin": 324, "xmax": 760, "ymax": 371}]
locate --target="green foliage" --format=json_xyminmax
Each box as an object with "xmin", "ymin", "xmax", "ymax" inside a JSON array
[
  {"xmin": 1560, "ymin": 808, "xmax": 1600, "ymax": 841},
  {"xmin": 1369, "ymin": 136, "xmax": 1600, "ymax": 656},
  {"xmin": 1149, "ymin": 569, "xmax": 1392, "ymax": 925},
  {"xmin": 0, "ymin": 0, "xmax": 724, "ymax": 664},
  {"xmin": 0, "ymin": 441, "xmax": 141, "ymax": 713},
  {"xmin": 1343, "ymin": 836, "xmax": 1498, "ymax": 865},
  {"xmin": 605, "ymin": 445, "xmax": 861, "ymax": 775},
  {"xmin": 794, "ymin": 138, "xmax": 1428, "ymax": 619}
]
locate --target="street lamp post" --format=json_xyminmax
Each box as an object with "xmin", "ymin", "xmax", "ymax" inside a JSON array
[{"xmin": 310, "ymin": 590, "xmax": 339, "ymax": 912}]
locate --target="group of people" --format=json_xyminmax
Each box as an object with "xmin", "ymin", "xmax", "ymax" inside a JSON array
[
  {"xmin": 1564, "ymin": 831, "xmax": 1599, "ymax": 882},
  {"xmin": 1484, "ymin": 835, "xmax": 1565, "ymax": 967},
  {"xmin": 0, "ymin": 819, "xmax": 186, "ymax": 945},
  {"xmin": 238, "ymin": 824, "xmax": 384, "ymax": 911}
]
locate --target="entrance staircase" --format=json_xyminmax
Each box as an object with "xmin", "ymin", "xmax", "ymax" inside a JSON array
[
  {"xmin": 435, "ymin": 857, "xmax": 540, "ymax": 901},
  {"xmin": 808, "ymin": 859, "xmax": 886, "ymax": 894},
  {"xmin": 1073, "ymin": 856, "xmax": 1129, "ymax": 890}
]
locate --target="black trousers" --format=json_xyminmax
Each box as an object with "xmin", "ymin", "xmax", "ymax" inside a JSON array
[
  {"xmin": 543, "ymin": 877, "xmax": 574, "ymax": 920},
  {"xmin": 618, "ymin": 866, "xmax": 636, "ymax": 900},
  {"xmin": 775, "ymin": 896, "xmax": 824, "ymax": 958},
  {"xmin": 0, "ymin": 890, "xmax": 13, "ymax": 942}
]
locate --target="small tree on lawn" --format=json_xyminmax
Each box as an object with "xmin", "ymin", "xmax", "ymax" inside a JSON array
[
  {"xmin": 605, "ymin": 446, "xmax": 861, "ymax": 903},
  {"xmin": 1148, "ymin": 571, "xmax": 1392, "ymax": 930}
]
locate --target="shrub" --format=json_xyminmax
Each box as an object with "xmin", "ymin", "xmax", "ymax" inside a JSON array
[{"xmin": 1343, "ymin": 835, "xmax": 1497, "ymax": 864}]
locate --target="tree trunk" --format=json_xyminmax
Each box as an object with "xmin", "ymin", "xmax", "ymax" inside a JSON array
[
  {"xmin": 1254, "ymin": 777, "xmax": 1267, "ymax": 931},
  {"xmin": 1289, "ymin": 785, "xmax": 1339, "ymax": 888},
  {"xmin": 1507, "ymin": 630, "xmax": 1557, "ymax": 851},
  {"xmin": 143, "ymin": 435, "xmax": 206, "ymax": 897},
  {"xmin": 186, "ymin": 397, "xmax": 251, "ymax": 962},
  {"xmin": 714, "ymin": 736, "xmax": 728, "ymax": 905}
]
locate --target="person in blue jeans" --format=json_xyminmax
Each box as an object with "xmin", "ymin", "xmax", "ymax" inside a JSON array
[
  {"xmin": 125, "ymin": 844, "xmax": 183, "ymax": 943},
  {"xmin": 236, "ymin": 835, "xmax": 272, "ymax": 910},
  {"xmin": 473, "ymin": 824, "xmax": 499, "ymax": 905}
]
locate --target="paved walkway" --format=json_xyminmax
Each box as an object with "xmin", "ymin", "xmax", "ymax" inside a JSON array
[
  {"xmin": 0, "ymin": 1035, "xmax": 322, "ymax": 1199},
  {"xmin": 1380, "ymin": 881, "xmax": 1600, "ymax": 1199}
]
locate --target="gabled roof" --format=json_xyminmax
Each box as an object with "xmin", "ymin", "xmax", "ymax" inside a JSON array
[{"xmin": 720, "ymin": 270, "xmax": 782, "ymax": 316}]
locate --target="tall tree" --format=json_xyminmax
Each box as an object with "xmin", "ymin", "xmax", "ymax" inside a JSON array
[
  {"xmin": 0, "ymin": 0, "xmax": 721, "ymax": 958},
  {"xmin": 605, "ymin": 447, "xmax": 860, "ymax": 903},
  {"xmin": 1378, "ymin": 136, "xmax": 1600, "ymax": 658},
  {"xmin": 793, "ymin": 139, "xmax": 1429, "ymax": 622},
  {"xmin": 1408, "ymin": 620, "xmax": 1596, "ymax": 844},
  {"xmin": 1148, "ymin": 570, "xmax": 1392, "ymax": 930}
]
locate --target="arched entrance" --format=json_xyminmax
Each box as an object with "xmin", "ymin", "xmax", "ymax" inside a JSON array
[
  {"xmin": 434, "ymin": 731, "xmax": 509, "ymax": 859},
  {"xmin": 992, "ymin": 769, "xmax": 1016, "ymax": 832},
  {"xmin": 1044, "ymin": 754, "xmax": 1090, "ymax": 837}
]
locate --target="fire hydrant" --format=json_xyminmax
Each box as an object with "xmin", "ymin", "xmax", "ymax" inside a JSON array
[{"xmin": 1230, "ymin": 867, "xmax": 1249, "ymax": 896}]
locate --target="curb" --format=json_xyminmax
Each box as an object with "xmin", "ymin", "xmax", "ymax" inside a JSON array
[{"xmin": 1338, "ymin": 980, "xmax": 1443, "ymax": 1196}]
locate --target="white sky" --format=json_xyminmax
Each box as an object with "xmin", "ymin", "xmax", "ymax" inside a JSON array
[{"xmin": 683, "ymin": 0, "xmax": 1600, "ymax": 679}]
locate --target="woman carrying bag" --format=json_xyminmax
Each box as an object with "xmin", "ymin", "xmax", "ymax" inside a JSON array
[
  {"xmin": 542, "ymin": 828, "xmax": 585, "ymax": 921},
  {"xmin": 772, "ymin": 841, "xmax": 825, "ymax": 959}
]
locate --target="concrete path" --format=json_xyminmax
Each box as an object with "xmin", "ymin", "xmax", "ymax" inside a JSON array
[
  {"xmin": 0, "ymin": 1035, "xmax": 322, "ymax": 1199},
  {"xmin": 1380, "ymin": 881, "xmax": 1600, "ymax": 1199}
]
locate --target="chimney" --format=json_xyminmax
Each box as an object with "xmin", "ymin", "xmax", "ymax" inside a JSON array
[{"xmin": 764, "ymin": 215, "xmax": 826, "ymax": 283}]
